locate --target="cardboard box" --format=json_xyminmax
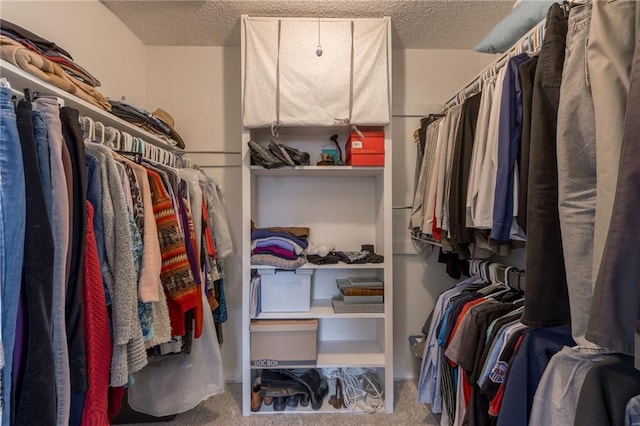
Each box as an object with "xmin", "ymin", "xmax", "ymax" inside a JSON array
[
  {"xmin": 346, "ymin": 130, "xmax": 385, "ymax": 166},
  {"xmin": 250, "ymin": 319, "xmax": 318, "ymax": 368},
  {"xmin": 258, "ymin": 269, "xmax": 312, "ymax": 312}
]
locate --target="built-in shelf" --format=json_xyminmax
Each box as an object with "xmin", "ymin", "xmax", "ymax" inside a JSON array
[
  {"xmin": 254, "ymin": 299, "xmax": 385, "ymax": 320},
  {"xmin": 0, "ymin": 59, "xmax": 183, "ymax": 153},
  {"xmin": 241, "ymin": 15, "xmax": 393, "ymax": 415},
  {"xmin": 316, "ymin": 340, "xmax": 385, "ymax": 368},
  {"xmin": 251, "ymin": 165, "xmax": 383, "ymax": 177},
  {"xmin": 251, "ymin": 263, "xmax": 385, "ymax": 270}
]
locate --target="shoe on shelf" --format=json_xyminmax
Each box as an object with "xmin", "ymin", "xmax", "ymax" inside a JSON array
[
  {"xmin": 273, "ymin": 396, "xmax": 287, "ymax": 411},
  {"xmin": 263, "ymin": 395, "xmax": 274, "ymax": 406},
  {"xmin": 299, "ymin": 392, "xmax": 310, "ymax": 407},
  {"xmin": 251, "ymin": 377, "xmax": 263, "ymax": 412},
  {"xmin": 286, "ymin": 393, "xmax": 299, "ymax": 408},
  {"xmin": 281, "ymin": 369, "xmax": 330, "ymax": 410}
]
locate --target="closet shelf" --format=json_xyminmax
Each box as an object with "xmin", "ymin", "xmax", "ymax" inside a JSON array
[
  {"xmin": 250, "ymin": 165, "xmax": 383, "ymax": 177},
  {"xmin": 0, "ymin": 59, "xmax": 183, "ymax": 154},
  {"xmin": 251, "ymin": 379, "xmax": 357, "ymax": 415},
  {"xmin": 251, "ymin": 263, "xmax": 385, "ymax": 270},
  {"xmin": 316, "ymin": 340, "xmax": 385, "ymax": 368},
  {"xmin": 254, "ymin": 299, "xmax": 385, "ymax": 320},
  {"xmin": 247, "ymin": 340, "xmax": 385, "ymax": 369}
]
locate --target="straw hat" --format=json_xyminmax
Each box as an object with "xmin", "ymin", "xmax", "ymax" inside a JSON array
[{"xmin": 152, "ymin": 108, "xmax": 175, "ymax": 128}]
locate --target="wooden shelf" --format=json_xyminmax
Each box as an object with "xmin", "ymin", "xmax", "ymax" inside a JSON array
[{"xmin": 0, "ymin": 59, "xmax": 183, "ymax": 153}]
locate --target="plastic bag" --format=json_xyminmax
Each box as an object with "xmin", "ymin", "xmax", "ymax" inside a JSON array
[{"xmin": 128, "ymin": 290, "xmax": 225, "ymax": 416}]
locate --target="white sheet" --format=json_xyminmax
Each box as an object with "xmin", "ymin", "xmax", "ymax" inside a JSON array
[
  {"xmin": 243, "ymin": 17, "xmax": 279, "ymax": 129},
  {"xmin": 352, "ymin": 18, "xmax": 390, "ymax": 125},
  {"xmin": 242, "ymin": 17, "xmax": 390, "ymax": 129}
]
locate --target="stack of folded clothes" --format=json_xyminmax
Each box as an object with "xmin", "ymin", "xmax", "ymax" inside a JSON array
[
  {"xmin": 0, "ymin": 19, "xmax": 110, "ymax": 110},
  {"xmin": 251, "ymin": 225, "xmax": 309, "ymax": 270},
  {"xmin": 108, "ymin": 101, "xmax": 185, "ymax": 149}
]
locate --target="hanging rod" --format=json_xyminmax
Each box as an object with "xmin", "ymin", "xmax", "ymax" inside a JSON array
[
  {"xmin": 439, "ymin": 16, "xmax": 547, "ymax": 113},
  {"xmin": 184, "ymin": 150, "xmax": 242, "ymax": 154}
]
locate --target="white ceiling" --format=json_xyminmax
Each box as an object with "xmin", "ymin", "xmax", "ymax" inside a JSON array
[{"xmin": 101, "ymin": 0, "xmax": 515, "ymax": 49}]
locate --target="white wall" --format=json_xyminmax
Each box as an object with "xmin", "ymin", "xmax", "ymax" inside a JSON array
[
  {"xmin": 391, "ymin": 49, "xmax": 497, "ymax": 379},
  {"xmin": 146, "ymin": 46, "xmax": 245, "ymax": 382},
  {"xmin": 1, "ymin": 1, "xmax": 501, "ymax": 382},
  {"xmin": 1, "ymin": 0, "xmax": 148, "ymax": 107}
]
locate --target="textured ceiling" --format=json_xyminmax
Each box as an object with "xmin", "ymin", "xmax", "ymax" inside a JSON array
[{"xmin": 101, "ymin": 0, "xmax": 515, "ymax": 49}]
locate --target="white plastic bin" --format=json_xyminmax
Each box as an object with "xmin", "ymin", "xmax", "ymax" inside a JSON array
[{"xmin": 258, "ymin": 269, "xmax": 313, "ymax": 312}]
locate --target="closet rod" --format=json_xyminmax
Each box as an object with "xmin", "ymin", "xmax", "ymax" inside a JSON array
[
  {"xmin": 439, "ymin": 16, "xmax": 548, "ymax": 113},
  {"xmin": 198, "ymin": 165, "xmax": 242, "ymax": 168},
  {"xmin": 184, "ymin": 150, "xmax": 241, "ymax": 155}
]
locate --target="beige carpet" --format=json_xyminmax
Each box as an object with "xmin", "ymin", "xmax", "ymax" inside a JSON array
[{"xmin": 123, "ymin": 381, "xmax": 440, "ymax": 425}]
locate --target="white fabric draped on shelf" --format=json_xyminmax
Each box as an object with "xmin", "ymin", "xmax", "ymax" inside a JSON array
[{"xmin": 242, "ymin": 16, "xmax": 390, "ymax": 128}]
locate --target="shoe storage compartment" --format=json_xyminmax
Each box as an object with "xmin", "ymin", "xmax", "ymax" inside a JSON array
[{"xmin": 250, "ymin": 319, "xmax": 318, "ymax": 368}]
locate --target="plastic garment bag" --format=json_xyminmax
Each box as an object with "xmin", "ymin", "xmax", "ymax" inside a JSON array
[{"xmin": 128, "ymin": 290, "xmax": 225, "ymax": 416}]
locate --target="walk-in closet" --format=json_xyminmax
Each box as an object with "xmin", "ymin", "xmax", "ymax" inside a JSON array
[{"xmin": 1, "ymin": 1, "xmax": 639, "ymax": 424}]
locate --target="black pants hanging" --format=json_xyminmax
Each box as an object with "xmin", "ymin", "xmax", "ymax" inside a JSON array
[
  {"xmin": 14, "ymin": 99, "xmax": 57, "ymax": 426},
  {"xmin": 60, "ymin": 106, "xmax": 89, "ymax": 425},
  {"xmin": 521, "ymin": 3, "xmax": 571, "ymax": 327}
]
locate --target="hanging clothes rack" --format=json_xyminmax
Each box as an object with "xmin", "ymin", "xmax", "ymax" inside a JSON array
[{"xmin": 439, "ymin": 16, "xmax": 549, "ymax": 113}]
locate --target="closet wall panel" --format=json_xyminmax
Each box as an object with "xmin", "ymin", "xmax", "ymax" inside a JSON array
[
  {"xmin": 1, "ymin": 0, "xmax": 148, "ymax": 107},
  {"xmin": 390, "ymin": 48, "xmax": 498, "ymax": 379}
]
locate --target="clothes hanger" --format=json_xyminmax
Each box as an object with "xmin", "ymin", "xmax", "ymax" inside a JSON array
[
  {"xmin": 488, "ymin": 262, "xmax": 501, "ymax": 285},
  {"xmin": 121, "ymin": 132, "xmax": 133, "ymax": 152},
  {"xmin": 80, "ymin": 116, "xmax": 95, "ymax": 143},
  {"xmin": 104, "ymin": 127, "xmax": 120, "ymax": 150}
]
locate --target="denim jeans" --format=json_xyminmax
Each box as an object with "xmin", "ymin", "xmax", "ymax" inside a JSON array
[
  {"xmin": 0, "ymin": 87, "xmax": 26, "ymax": 426},
  {"xmin": 588, "ymin": 0, "xmax": 640, "ymax": 284},
  {"xmin": 33, "ymin": 97, "xmax": 71, "ymax": 426},
  {"xmin": 586, "ymin": 9, "xmax": 640, "ymax": 358},
  {"xmin": 521, "ymin": 3, "xmax": 571, "ymax": 327},
  {"xmin": 556, "ymin": 2, "xmax": 599, "ymax": 347}
]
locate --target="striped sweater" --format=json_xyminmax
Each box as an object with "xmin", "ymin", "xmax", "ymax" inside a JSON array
[{"xmin": 146, "ymin": 168, "xmax": 198, "ymax": 336}]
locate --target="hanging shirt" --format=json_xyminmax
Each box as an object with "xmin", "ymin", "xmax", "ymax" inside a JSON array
[
  {"xmin": 466, "ymin": 75, "xmax": 497, "ymax": 228},
  {"xmin": 491, "ymin": 53, "xmax": 530, "ymax": 242},
  {"xmin": 418, "ymin": 277, "xmax": 476, "ymax": 412},
  {"xmin": 473, "ymin": 65, "xmax": 507, "ymax": 229}
]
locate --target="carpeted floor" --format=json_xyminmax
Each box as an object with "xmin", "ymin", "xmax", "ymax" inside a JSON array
[{"xmin": 123, "ymin": 381, "xmax": 440, "ymax": 425}]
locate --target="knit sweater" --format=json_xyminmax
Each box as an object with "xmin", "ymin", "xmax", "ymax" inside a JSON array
[
  {"xmin": 84, "ymin": 144, "xmax": 146, "ymax": 387},
  {"xmin": 81, "ymin": 202, "xmax": 111, "ymax": 426},
  {"xmin": 146, "ymin": 168, "xmax": 198, "ymax": 336},
  {"xmin": 125, "ymin": 160, "xmax": 162, "ymax": 304}
]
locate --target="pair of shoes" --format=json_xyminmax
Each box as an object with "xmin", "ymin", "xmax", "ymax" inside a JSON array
[
  {"xmin": 273, "ymin": 396, "xmax": 287, "ymax": 411},
  {"xmin": 268, "ymin": 140, "xmax": 310, "ymax": 166},
  {"xmin": 248, "ymin": 140, "xmax": 284, "ymax": 169},
  {"xmin": 251, "ymin": 378, "xmax": 262, "ymax": 412},
  {"xmin": 281, "ymin": 369, "xmax": 330, "ymax": 410},
  {"xmin": 260, "ymin": 369, "xmax": 311, "ymax": 411}
]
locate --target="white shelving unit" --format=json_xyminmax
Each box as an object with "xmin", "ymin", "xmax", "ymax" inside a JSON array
[{"xmin": 240, "ymin": 16, "xmax": 393, "ymax": 416}]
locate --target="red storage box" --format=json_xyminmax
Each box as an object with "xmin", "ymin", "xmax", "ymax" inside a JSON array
[{"xmin": 346, "ymin": 130, "xmax": 385, "ymax": 166}]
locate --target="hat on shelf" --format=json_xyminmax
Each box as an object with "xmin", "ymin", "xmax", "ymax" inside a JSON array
[
  {"xmin": 152, "ymin": 108, "xmax": 175, "ymax": 129},
  {"xmin": 151, "ymin": 107, "xmax": 185, "ymax": 149}
]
